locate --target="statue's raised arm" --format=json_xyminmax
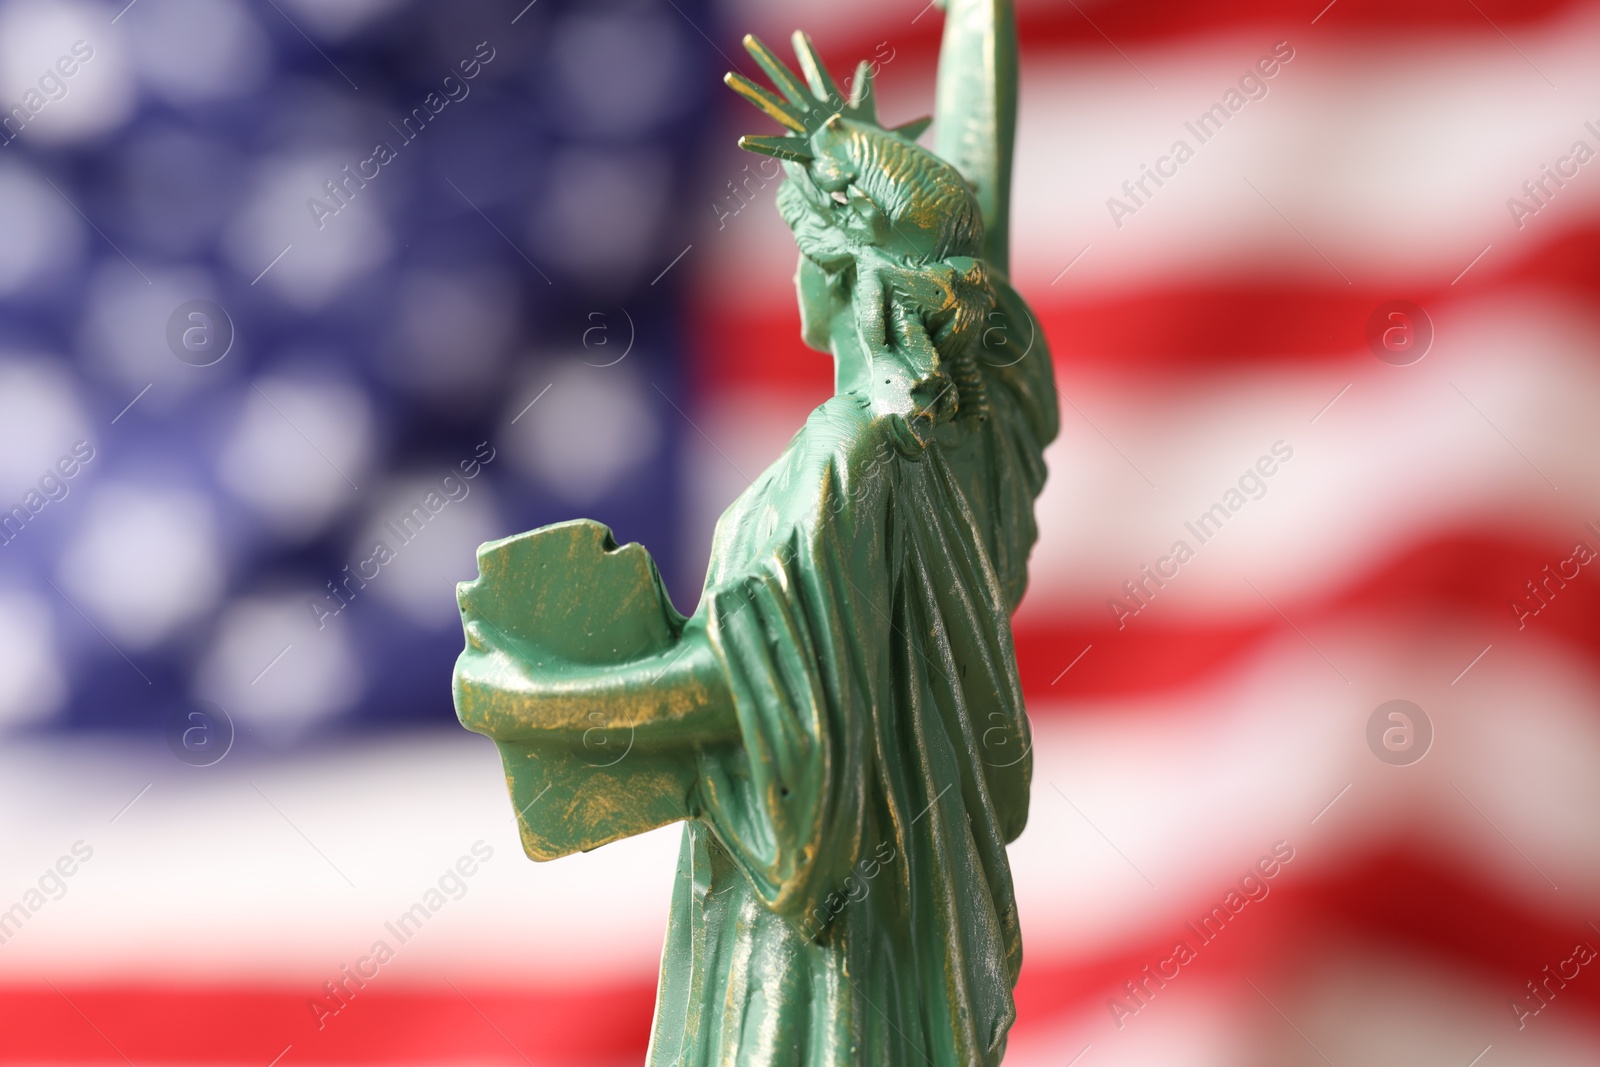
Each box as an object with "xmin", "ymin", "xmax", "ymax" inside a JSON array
[{"xmin": 936, "ymin": 0, "xmax": 1018, "ymax": 274}]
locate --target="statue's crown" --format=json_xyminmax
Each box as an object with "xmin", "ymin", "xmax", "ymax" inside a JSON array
[{"xmin": 724, "ymin": 32, "xmax": 931, "ymax": 163}]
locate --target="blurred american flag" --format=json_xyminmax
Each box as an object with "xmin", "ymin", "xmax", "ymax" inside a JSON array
[{"xmin": 3, "ymin": 0, "xmax": 1599, "ymax": 1064}]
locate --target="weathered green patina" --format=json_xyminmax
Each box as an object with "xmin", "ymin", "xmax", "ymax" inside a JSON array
[{"xmin": 453, "ymin": 2, "xmax": 1057, "ymax": 1061}]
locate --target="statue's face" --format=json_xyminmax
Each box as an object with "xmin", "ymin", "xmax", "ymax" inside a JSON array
[
  {"xmin": 777, "ymin": 164, "xmax": 887, "ymax": 271},
  {"xmin": 804, "ymin": 115, "xmax": 858, "ymax": 193},
  {"xmin": 797, "ymin": 115, "xmax": 979, "ymax": 264}
]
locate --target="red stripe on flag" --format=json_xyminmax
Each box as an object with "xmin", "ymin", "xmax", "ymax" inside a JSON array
[
  {"xmin": 0, "ymin": 978, "xmax": 656, "ymax": 1064},
  {"xmin": 779, "ymin": 0, "xmax": 1592, "ymax": 68},
  {"xmin": 1015, "ymin": 845, "xmax": 1600, "ymax": 1030},
  {"xmin": 1016, "ymin": 530, "xmax": 1600, "ymax": 702}
]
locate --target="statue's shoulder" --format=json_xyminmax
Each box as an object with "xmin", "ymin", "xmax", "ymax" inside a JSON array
[{"xmin": 702, "ymin": 395, "xmax": 916, "ymax": 585}]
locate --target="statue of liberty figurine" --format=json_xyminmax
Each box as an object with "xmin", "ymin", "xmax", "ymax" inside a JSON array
[{"xmin": 452, "ymin": 1, "xmax": 1057, "ymax": 1061}]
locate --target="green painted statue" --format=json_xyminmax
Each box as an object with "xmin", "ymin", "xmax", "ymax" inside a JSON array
[{"xmin": 452, "ymin": 2, "xmax": 1057, "ymax": 1062}]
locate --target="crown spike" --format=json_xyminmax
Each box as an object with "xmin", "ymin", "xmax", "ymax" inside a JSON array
[
  {"xmin": 850, "ymin": 60, "xmax": 877, "ymax": 120},
  {"xmin": 737, "ymin": 135, "xmax": 814, "ymax": 162},
  {"xmin": 743, "ymin": 34, "xmax": 811, "ymax": 107},
  {"xmin": 891, "ymin": 116, "xmax": 932, "ymax": 142},
  {"xmin": 728, "ymin": 31, "xmax": 909, "ymax": 164},
  {"xmin": 791, "ymin": 30, "xmax": 844, "ymax": 110},
  {"xmin": 725, "ymin": 72, "xmax": 810, "ymax": 134}
]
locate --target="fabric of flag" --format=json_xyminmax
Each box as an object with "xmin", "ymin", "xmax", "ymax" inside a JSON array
[{"xmin": 2, "ymin": 0, "xmax": 1597, "ymax": 1064}]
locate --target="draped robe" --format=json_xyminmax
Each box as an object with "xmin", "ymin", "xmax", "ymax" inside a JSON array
[{"xmin": 455, "ymin": 278, "xmax": 1056, "ymax": 1066}]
